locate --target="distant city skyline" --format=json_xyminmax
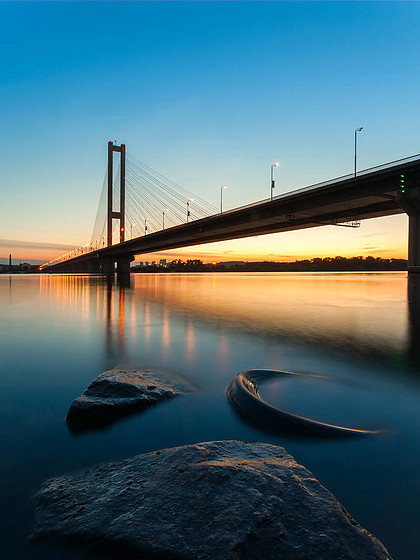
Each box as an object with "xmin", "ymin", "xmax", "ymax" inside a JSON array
[{"xmin": 1, "ymin": 1, "xmax": 418, "ymax": 263}]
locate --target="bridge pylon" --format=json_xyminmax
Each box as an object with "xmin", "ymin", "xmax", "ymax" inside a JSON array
[{"xmin": 107, "ymin": 141, "xmax": 126, "ymax": 247}]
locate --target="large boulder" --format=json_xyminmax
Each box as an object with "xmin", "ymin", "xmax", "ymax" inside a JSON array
[
  {"xmin": 32, "ymin": 440, "xmax": 392, "ymax": 559},
  {"xmin": 66, "ymin": 368, "xmax": 194, "ymax": 433}
]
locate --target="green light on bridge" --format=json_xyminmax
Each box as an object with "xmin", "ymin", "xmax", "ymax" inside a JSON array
[{"xmin": 400, "ymin": 174, "xmax": 405, "ymax": 193}]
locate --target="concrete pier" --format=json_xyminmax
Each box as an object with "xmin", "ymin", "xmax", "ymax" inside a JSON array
[
  {"xmin": 116, "ymin": 256, "xmax": 134, "ymax": 283},
  {"xmin": 408, "ymin": 214, "xmax": 420, "ymax": 273},
  {"xmin": 398, "ymin": 186, "xmax": 420, "ymax": 273},
  {"xmin": 100, "ymin": 257, "xmax": 115, "ymax": 276}
]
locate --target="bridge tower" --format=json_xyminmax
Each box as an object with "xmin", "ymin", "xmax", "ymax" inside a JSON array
[{"xmin": 107, "ymin": 141, "xmax": 126, "ymax": 247}]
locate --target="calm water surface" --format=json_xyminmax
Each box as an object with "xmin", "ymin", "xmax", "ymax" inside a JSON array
[{"xmin": 1, "ymin": 272, "xmax": 420, "ymax": 559}]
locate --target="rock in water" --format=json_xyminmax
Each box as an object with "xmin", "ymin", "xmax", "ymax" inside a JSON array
[
  {"xmin": 226, "ymin": 369, "xmax": 380, "ymax": 438},
  {"xmin": 32, "ymin": 441, "xmax": 392, "ymax": 559},
  {"xmin": 66, "ymin": 368, "xmax": 194, "ymax": 433}
]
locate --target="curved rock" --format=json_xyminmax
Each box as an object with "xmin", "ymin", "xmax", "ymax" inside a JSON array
[
  {"xmin": 227, "ymin": 369, "xmax": 380, "ymax": 438},
  {"xmin": 66, "ymin": 368, "xmax": 194, "ymax": 433},
  {"xmin": 31, "ymin": 440, "xmax": 392, "ymax": 560}
]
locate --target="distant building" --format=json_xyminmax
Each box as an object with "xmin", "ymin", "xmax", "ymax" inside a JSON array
[
  {"xmin": 159, "ymin": 259, "xmax": 167, "ymax": 267},
  {"xmin": 0, "ymin": 262, "xmax": 40, "ymax": 273}
]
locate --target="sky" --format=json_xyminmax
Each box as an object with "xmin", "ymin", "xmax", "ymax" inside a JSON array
[{"xmin": 1, "ymin": 0, "xmax": 419, "ymax": 264}]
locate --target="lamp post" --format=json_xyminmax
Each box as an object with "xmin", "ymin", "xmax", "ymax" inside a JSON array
[
  {"xmin": 163, "ymin": 208, "xmax": 169, "ymax": 229},
  {"xmin": 354, "ymin": 127, "xmax": 363, "ymax": 177},
  {"xmin": 270, "ymin": 162, "xmax": 279, "ymax": 201},
  {"xmin": 144, "ymin": 217, "xmax": 149, "ymax": 235},
  {"xmin": 220, "ymin": 185, "xmax": 227, "ymax": 213},
  {"xmin": 131, "ymin": 223, "xmax": 135, "ymax": 239},
  {"xmin": 187, "ymin": 198, "xmax": 193, "ymax": 222}
]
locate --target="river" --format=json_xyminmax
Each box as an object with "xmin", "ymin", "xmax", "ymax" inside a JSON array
[{"xmin": 1, "ymin": 272, "xmax": 419, "ymax": 559}]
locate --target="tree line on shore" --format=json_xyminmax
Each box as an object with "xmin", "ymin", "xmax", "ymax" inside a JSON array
[{"xmin": 132, "ymin": 256, "xmax": 407, "ymax": 273}]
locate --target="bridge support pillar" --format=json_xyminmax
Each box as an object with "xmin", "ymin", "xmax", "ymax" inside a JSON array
[
  {"xmin": 116, "ymin": 256, "xmax": 134, "ymax": 278},
  {"xmin": 86, "ymin": 259, "xmax": 100, "ymax": 273},
  {"xmin": 100, "ymin": 257, "xmax": 115, "ymax": 276},
  {"xmin": 398, "ymin": 187, "xmax": 420, "ymax": 273},
  {"xmin": 408, "ymin": 216, "xmax": 420, "ymax": 273}
]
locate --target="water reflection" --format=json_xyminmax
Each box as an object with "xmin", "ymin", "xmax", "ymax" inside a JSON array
[
  {"xmin": 162, "ymin": 307, "xmax": 170, "ymax": 358},
  {"xmin": 104, "ymin": 278, "xmax": 127, "ymax": 361},
  {"xmin": 217, "ymin": 330, "xmax": 229, "ymax": 366},
  {"xmin": 185, "ymin": 319, "xmax": 195, "ymax": 363},
  {"xmin": 36, "ymin": 275, "xmax": 195, "ymax": 366},
  {"xmin": 129, "ymin": 272, "xmax": 419, "ymax": 366},
  {"xmin": 37, "ymin": 275, "xmax": 132, "ymax": 363},
  {"xmin": 143, "ymin": 301, "xmax": 151, "ymax": 349},
  {"xmin": 5, "ymin": 272, "xmax": 420, "ymax": 368}
]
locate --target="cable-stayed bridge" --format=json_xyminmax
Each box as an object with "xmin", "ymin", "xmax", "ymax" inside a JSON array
[{"xmin": 41, "ymin": 141, "xmax": 420, "ymax": 276}]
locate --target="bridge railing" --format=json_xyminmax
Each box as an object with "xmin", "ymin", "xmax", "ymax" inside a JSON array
[{"xmin": 219, "ymin": 153, "xmax": 420, "ymax": 217}]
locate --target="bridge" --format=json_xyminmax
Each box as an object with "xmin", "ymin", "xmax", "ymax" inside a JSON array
[{"xmin": 41, "ymin": 142, "xmax": 420, "ymax": 276}]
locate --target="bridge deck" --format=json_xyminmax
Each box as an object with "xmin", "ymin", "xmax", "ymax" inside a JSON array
[{"xmin": 44, "ymin": 155, "xmax": 420, "ymax": 269}]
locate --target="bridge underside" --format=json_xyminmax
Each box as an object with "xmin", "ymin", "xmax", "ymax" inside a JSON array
[{"xmin": 44, "ymin": 157, "xmax": 420, "ymax": 274}]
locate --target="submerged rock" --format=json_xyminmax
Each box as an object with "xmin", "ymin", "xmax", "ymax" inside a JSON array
[
  {"xmin": 66, "ymin": 368, "xmax": 194, "ymax": 433},
  {"xmin": 32, "ymin": 440, "xmax": 392, "ymax": 560}
]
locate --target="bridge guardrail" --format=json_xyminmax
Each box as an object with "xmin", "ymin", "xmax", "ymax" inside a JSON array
[{"xmin": 220, "ymin": 153, "xmax": 420, "ymax": 216}]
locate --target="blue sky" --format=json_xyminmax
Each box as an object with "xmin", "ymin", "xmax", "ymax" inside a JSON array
[{"xmin": 1, "ymin": 1, "xmax": 419, "ymax": 262}]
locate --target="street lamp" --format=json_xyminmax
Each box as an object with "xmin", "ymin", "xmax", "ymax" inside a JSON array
[
  {"xmin": 163, "ymin": 208, "xmax": 169, "ymax": 229},
  {"xmin": 144, "ymin": 216, "xmax": 149, "ymax": 235},
  {"xmin": 220, "ymin": 185, "xmax": 227, "ymax": 214},
  {"xmin": 131, "ymin": 223, "xmax": 135, "ymax": 239},
  {"xmin": 270, "ymin": 162, "xmax": 279, "ymax": 201},
  {"xmin": 354, "ymin": 127, "xmax": 363, "ymax": 177},
  {"xmin": 187, "ymin": 198, "xmax": 194, "ymax": 222}
]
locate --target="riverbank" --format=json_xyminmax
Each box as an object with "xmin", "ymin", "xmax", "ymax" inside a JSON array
[{"xmin": 131, "ymin": 256, "xmax": 407, "ymax": 273}]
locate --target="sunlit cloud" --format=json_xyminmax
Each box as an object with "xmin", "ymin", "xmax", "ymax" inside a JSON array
[
  {"xmin": 0, "ymin": 239, "xmax": 74, "ymax": 251},
  {"xmin": 0, "ymin": 238, "xmax": 74, "ymax": 262}
]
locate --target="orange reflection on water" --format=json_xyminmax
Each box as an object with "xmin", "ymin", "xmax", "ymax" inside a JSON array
[
  {"xmin": 162, "ymin": 305, "xmax": 170, "ymax": 357},
  {"xmin": 39, "ymin": 274, "xmax": 91, "ymax": 317},
  {"xmin": 144, "ymin": 301, "xmax": 151, "ymax": 349},
  {"xmin": 29, "ymin": 271, "xmax": 415, "ymax": 365},
  {"xmin": 130, "ymin": 296, "xmax": 137, "ymax": 344},
  {"xmin": 132, "ymin": 272, "xmax": 409, "ymax": 359},
  {"xmin": 118, "ymin": 286, "xmax": 125, "ymax": 348},
  {"xmin": 38, "ymin": 275, "xmax": 129, "ymax": 359},
  {"xmin": 185, "ymin": 318, "xmax": 195, "ymax": 362}
]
